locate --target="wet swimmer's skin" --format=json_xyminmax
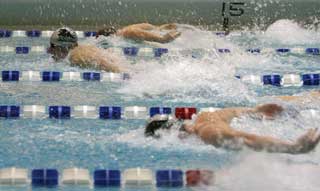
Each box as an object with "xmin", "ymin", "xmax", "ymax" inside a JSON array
[
  {"xmin": 47, "ymin": 27, "xmax": 122, "ymax": 73},
  {"xmin": 146, "ymin": 103, "xmax": 320, "ymax": 154},
  {"xmin": 96, "ymin": 23, "xmax": 181, "ymax": 43},
  {"xmin": 275, "ymin": 90, "xmax": 320, "ymax": 103}
]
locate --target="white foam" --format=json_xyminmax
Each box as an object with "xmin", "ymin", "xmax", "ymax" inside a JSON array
[
  {"xmin": 264, "ymin": 19, "xmax": 320, "ymax": 44},
  {"xmin": 213, "ymin": 153, "xmax": 320, "ymax": 191},
  {"xmin": 110, "ymin": 125, "xmax": 220, "ymax": 153},
  {"xmin": 118, "ymin": 56, "xmax": 255, "ymax": 103}
]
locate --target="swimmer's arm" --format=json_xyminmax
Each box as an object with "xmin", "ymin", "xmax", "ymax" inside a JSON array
[
  {"xmin": 120, "ymin": 29, "xmax": 181, "ymax": 43},
  {"xmin": 236, "ymin": 128, "xmax": 320, "ymax": 154},
  {"xmin": 275, "ymin": 91, "xmax": 320, "ymax": 102},
  {"xmin": 127, "ymin": 23, "xmax": 157, "ymax": 30},
  {"xmin": 158, "ymin": 23, "xmax": 177, "ymax": 30},
  {"xmin": 275, "ymin": 95, "xmax": 301, "ymax": 102},
  {"xmin": 127, "ymin": 23, "xmax": 177, "ymax": 31},
  {"xmin": 214, "ymin": 104, "xmax": 284, "ymax": 124},
  {"xmin": 215, "ymin": 107, "xmax": 254, "ymax": 123}
]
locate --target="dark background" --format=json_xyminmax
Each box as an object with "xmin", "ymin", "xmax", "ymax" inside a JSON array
[{"xmin": 0, "ymin": 0, "xmax": 319, "ymax": 30}]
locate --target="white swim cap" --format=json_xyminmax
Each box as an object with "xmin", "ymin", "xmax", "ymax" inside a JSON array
[{"xmin": 50, "ymin": 27, "xmax": 78, "ymax": 48}]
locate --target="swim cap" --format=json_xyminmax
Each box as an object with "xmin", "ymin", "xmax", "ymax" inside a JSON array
[
  {"xmin": 96, "ymin": 26, "xmax": 117, "ymax": 38},
  {"xmin": 50, "ymin": 27, "xmax": 78, "ymax": 48},
  {"xmin": 144, "ymin": 115, "xmax": 175, "ymax": 137}
]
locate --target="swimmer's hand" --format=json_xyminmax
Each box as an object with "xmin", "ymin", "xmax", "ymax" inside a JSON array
[
  {"xmin": 162, "ymin": 31, "xmax": 181, "ymax": 43},
  {"xmin": 159, "ymin": 23, "xmax": 177, "ymax": 30},
  {"xmin": 293, "ymin": 128, "xmax": 320, "ymax": 154}
]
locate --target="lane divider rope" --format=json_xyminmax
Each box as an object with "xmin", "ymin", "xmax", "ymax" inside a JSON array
[
  {"xmin": 2, "ymin": 71, "xmax": 320, "ymax": 87},
  {"xmin": 0, "ymin": 167, "xmax": 214, "ymax": 188},
  {"xmin": 238, "ymin": 73, "xmax": 320, "ymax": 87},
  {"xmin": 0, "ymin": 46, "xmax": 319, "ymax": 56},
  {"xmin": 0, "ymin": 106, "xmax": 318, "ymax": 120},
  {"xmin": 0, "ymin": 30, "xmax": 240, "ymax": 38},
  {"xmin": 1, "ymin": 71, "xmax": 129, "ymax": 82}
]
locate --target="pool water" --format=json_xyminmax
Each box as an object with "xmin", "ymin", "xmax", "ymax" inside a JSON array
[{"xmin": 1, "ymin": 20, "xmax": 320, "ymax": 191}]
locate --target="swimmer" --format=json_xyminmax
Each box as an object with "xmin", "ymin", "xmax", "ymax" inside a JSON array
[
  {"xmin": 145, "ymin": 100, "xmax": 320, "ymax": 154},
  {"xmin": 47, "ymin": 27, "xmax": 123, "ymax": 72},
  {"xmin": 95, "ymin": 23, "xmax": 181, "ymax": 43}
]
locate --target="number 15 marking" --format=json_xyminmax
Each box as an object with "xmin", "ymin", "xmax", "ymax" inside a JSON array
[{"xmin": 222, "ymin": 2, "xmax": 245, "ymax": 17}]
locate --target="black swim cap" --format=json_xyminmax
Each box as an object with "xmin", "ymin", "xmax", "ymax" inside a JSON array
[
  {"xmin": 50, "ymin": 27, "xmax": 78, "ymax": 48},
  {"xmin": 145, "ymin": 120, "xmax": 170, "ymax": 137},
  {"xmin": 145, "ymin": 115, "xmax": 176, "ymax": 137},
  {"xmin": 96, "ymin": 27, "xmax": 117, "ymax": 38}
]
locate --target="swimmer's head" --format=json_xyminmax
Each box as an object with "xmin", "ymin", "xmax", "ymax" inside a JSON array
[
  {"xmin": 255, "ymin": 103, "xmax": 284, "ymax": 119},
  {"xmin": 96, "ymin": 26, "xmax": 117, "ymax": 38},
  {"xmin": 144, "ymin": 115, "xmax": 176, "ymax": 138},
  {"xmin": 48, "ymin": 27, "xmax": 78, "ymax": 61}
]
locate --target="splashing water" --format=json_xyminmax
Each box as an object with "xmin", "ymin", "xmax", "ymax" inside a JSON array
[
  {"xmin": 213, "ymin": 153, "xmax": 320, "ymax": 191},
  {"xmin": 118, "ymin": 56, "xmax": 255, "ymax": 104},
  {"xmin": 116, "ymin": 19, "xmax": 320, "ymax": 103},
  {"xmin": 1, "ymin": 19, "xmax": 320, "ymax": 191},
  {"xmin": 263, "ymin": 19, "xmax": 320, "ymax": 45}
]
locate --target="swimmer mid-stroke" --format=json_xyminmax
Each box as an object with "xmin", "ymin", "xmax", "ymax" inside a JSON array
[{"xmin": 145, "ymin": 92, "xmax": 320, "ymax": 154}]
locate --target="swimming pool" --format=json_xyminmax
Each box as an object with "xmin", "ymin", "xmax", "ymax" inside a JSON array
[{"xmin": 1, "ymin": 20, "xmax": 320, "ymax": 191}]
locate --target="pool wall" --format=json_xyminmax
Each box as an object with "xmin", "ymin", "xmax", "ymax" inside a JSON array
[{"xmin": 0, "ymin": 0, "xmax": 319, "ymax": 30}]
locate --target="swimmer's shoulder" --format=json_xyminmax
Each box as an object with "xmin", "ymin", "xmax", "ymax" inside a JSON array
[
  {"xmin": 73, "ymin": 44, "xmax": 99, "ymax": 51},
  {"xmin": 196, "ymin": 112, "xmax": 220, "ymax": 122},
  {"xmin": 70, "ymin": 44, "xmax": 100, "ymax": 56},
  {"xmin": 69, "ymin": 44, "xmax": 103, "ymax": 66}
]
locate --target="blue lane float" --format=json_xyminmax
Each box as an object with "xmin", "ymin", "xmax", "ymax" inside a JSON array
[
  {"xmin": 83, "ymin": 72, "xmax": 101, "ymax": 81},
  {"xmin": 94, "ymin": 170, "xmax": 121, "ymax": 187},
  {"xmin": 276, "ymin": 48, "xmax": 290, "ymax": 53},
  {"xmin": 154, "ymin": 48, "xmax": 169, "ymax": 57},
  {"xmin": 42, "ymin": 71, "xmax": 61, "ymax": 82},
  {"xmin": 262, "ymin": 74, "xmax": 281, "ymax": 86},
  {"xmin": 99, "ymin": 106, "xmax": 122, "ymax": 120},
  {"xmin": 0, "ymin": 30, "xmax": 12, "ymax": 38},
  {"xmin": 84, "ymin": 31, "xmax": 97, "ymax": 37},
  {"xmin": 123, "ymin": 47, "xmax": 139, "ymax": 56},
  {"xmin": 26, "ymin": 30, "xmax": 42, "ymax": 38},
  {"xmin": 2, "ymin": 71, "xmax": 19, "ymax": 81},
  {"xmin": 302, "ymin": 74, "xmax": 320, "ymax": 86},
  {"xmin": 32, "ymin": 169, "xmax": 59, "ymax": 187},
  {"xmin": 15, "ymin": 46, "xmax": 29, "ymax": 54},
  {"xmin": 156, "ymin": 170, "xmax": 184, "ymax": 187},
  {"xmin": 49, "ymin": 106, "xmax": 71, "ymax": 119},
  {"xmin": 306, "ymin": 48, "xmax": 320, "ymax": 55},
  {"xmin": 247, "ymin": 48, "xmax": 261, "ymax": 54},
  {"xmin": 149, "ymin": 107, "xmax": 172, "ymax": 117},
  {"xmin": 0, "ymin": 106, "xmax": 20, "ymax": 118},
  {"xmin": 218, "ymin": 48, "xmax": 231, "ymax": 53}
]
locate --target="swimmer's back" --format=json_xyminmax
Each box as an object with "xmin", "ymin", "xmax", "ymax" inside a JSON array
[
  {"xmin": 69, "ymin": 44, "xmax": 121, "ymax": 72},
  {"xmin": 197, "ymin": 108, "xmax": 248, "ymax": 124},
  {"xmin": 69, "ymin": 45, "xmax": 101, "ymax": 68}
]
